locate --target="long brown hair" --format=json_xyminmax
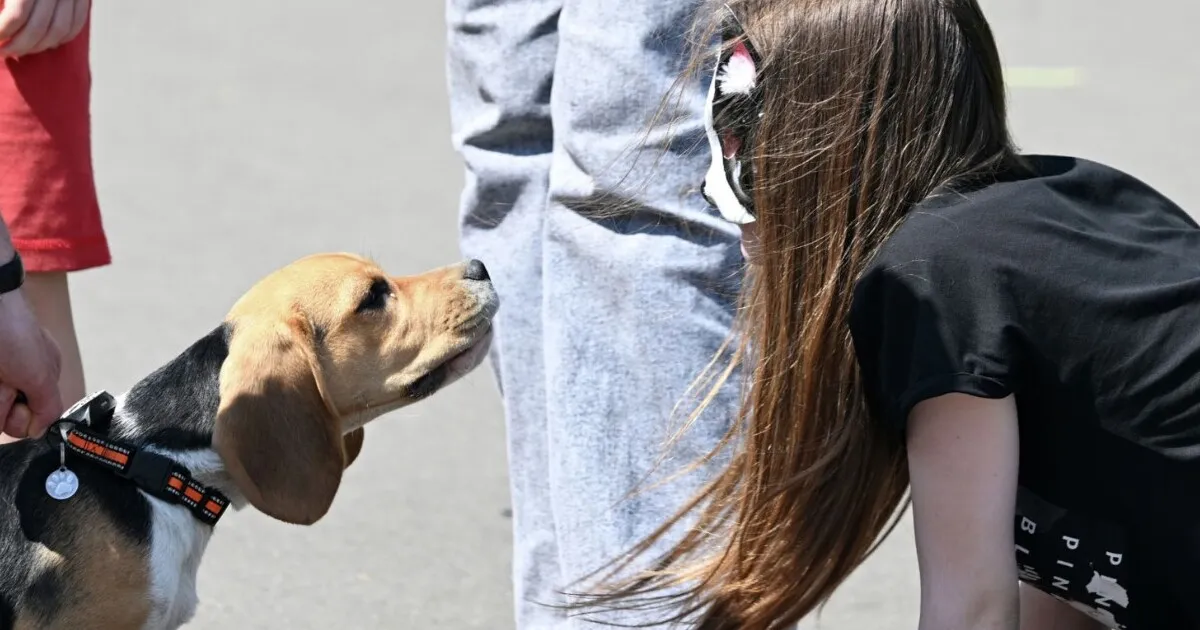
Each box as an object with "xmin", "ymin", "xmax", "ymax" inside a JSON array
[{"xmin": 569, "ymin": 0, "xmax": 1022, "ymax": 627}]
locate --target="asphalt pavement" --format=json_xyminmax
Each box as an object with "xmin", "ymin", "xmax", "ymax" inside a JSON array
[{"xmin": 71, "ymin": 1, "xmax": 1197, "ymax": 628}]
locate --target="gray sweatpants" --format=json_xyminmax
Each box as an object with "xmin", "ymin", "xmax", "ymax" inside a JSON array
[{"xmin": 445, "ymin": 0, "xmax": 744, "ymax": 627}]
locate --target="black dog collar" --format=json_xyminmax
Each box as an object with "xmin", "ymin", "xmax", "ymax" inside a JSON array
[{"xmin": 47, "ymin": 392, "xmax": 231, "ymax": 527}]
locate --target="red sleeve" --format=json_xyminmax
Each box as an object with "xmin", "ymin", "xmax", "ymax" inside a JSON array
[{"xmin": 0, "ymin": 19, "xmax": 111, "ymax": 273}]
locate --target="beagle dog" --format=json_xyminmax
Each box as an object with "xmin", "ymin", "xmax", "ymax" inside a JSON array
[{"xmin": 0, "ymin": 253, "xmax": 499, "ymax": 630}]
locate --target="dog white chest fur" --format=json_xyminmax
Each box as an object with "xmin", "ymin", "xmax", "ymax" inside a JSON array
[
  {"xmin": 144, "ymin": 495, "xmax": 211, "ymax": 630},
  {"xmin": 138, "ymin": 442, "xmax": 234, "ymax": 630}
]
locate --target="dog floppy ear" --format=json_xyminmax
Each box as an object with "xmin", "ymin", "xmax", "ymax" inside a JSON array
[
  {"xmin": 342, "ymin": 427, "xmax": 365, "ymax": 469},
  {"xmin": 213, "ymin": 316, "xmax": 350, "ymax": 525}
]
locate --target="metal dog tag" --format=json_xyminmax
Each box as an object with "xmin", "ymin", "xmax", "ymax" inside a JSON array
[
  {"xmin": 45, "ymin": 428, "xmax": 79, "ymax": 501},
  {"xmin": 45, "ymin": 468, "xmax": 79, "ymax": 501}
]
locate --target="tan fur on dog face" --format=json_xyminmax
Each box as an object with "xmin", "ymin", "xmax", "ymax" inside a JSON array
[
  {"xmin": 213, "ymin": 253, "xmax": 497, "ymax": 524},
  {"xmin": 288, "ymin": 254, "xmax": 495, "ymax": 418}
]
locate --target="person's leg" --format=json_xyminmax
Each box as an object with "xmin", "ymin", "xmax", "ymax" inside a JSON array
[
  {"xmin": 23, "ymin": 272, "xmax": 87, "ymax": 405},
  {"xmin": 543, "ymin": 0, "xmax": 744, "ymax": 625},
  {"xmin": 445, "ymin": 0, "xmax": 567, "ymax": 627},
  {"xmin": 0, "ymin": 20, "xmax": 109, "ymax": 445}
]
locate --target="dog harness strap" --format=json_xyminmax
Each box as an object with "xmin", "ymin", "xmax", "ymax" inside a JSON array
[{"xmin": 62, "ymin": 426, "xmax": 230, "ymax": 526}]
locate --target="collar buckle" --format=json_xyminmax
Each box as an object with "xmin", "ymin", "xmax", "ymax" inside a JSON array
[
  {"xmin": 121, "ymin": 449, "xmax": 180, "ymax": 499},
  {"xmin": 60, "ymin": 391, "xmax": 117, "ymax": 433}
]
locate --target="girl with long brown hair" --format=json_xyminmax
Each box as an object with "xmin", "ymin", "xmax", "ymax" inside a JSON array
[{"xmin": 571, "ymin": 0, "xmax": 1200, "ymax": 628}]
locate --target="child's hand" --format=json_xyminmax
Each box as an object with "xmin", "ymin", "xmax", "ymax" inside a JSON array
[{"xmin": 0, "ymin": 0, "xmax": 89, "ymax": 58}]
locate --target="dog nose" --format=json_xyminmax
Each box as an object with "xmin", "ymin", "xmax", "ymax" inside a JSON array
[{"xmin": 463, "ymin": 259, "xmax": 490, "ymax": 282}]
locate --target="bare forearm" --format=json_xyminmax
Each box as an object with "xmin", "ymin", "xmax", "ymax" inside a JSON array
[
  {"xmin": 920, "ymin": 613, "xmax": 1018, "ymax": 630},
  {"xmin": 908, "ymin": 395, "xmax": 1023, "ymax": 630},
  {"xmin": 1020, "ymin": 583, "xmax": 1107, "ymax": 630},
  {"xmin": 919, "ymin": 588, "xmax": 1019, "ymax": 630}
]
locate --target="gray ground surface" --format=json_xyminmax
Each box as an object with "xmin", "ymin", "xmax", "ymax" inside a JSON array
[{"xmin": 70, "ymin": 1, "xmax": 1196, "ymax": 628}]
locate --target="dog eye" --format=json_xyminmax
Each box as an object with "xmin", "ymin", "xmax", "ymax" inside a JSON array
[{"xmin": 356, "ymin": 278, "xmax": 392, "ymax": 313}]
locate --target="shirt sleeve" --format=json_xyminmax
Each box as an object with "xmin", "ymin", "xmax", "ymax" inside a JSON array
[{"xmin": 849, "ymin": 241, "xmax": 1021, "ymax": 436}]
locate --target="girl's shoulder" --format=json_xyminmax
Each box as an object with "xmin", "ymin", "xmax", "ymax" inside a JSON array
[
  {"xmin": 868, "ymin": 153, "xmax": 1198, "ymax": 280},
  {"xmin": 849, "ymin": 155, "xmax": 1200, "ymax": 432}
]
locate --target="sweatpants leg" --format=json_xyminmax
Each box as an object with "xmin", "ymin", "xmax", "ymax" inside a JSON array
[
  {"xmin": 446, "ymin": 0, "xmax": 566, "ymax": 627},
  {"xmin": 542, "ymin": 0, "xmax": 744, "ymax": 626},
  {"xmin": 447, "ymin": 0, "xmax": 744, "ymax": 626}
]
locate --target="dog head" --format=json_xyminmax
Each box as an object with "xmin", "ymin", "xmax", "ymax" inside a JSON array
[{"xmin": 211, "ymin": 253, "xmax": 498, "ymax": 525}]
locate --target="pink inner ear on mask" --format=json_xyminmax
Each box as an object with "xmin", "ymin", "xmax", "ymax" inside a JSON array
[
  {"xmin": 722, "ymin": 132, "xmax": 742, "ymax": 159},
  {"xmin": 717, "ymin": 40, "xmax": 758, "ymax": 96},
  {"xmin": 733, "ymin": 41, "xmax": 751, "ymax": 61}
]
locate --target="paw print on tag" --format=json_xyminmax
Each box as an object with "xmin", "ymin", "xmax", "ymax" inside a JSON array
[{"xmin": 45, "ymin": 467, "xmax": 79, "ymax": 501}]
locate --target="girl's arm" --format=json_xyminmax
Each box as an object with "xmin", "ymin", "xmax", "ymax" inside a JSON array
[
  {"xmin": 907, "ymin": 392, "xmax": 1021, "ymax": 630},
  {"xmin": 1020, "ymin": 583, "xmax": 1108, "ymax": 630}
]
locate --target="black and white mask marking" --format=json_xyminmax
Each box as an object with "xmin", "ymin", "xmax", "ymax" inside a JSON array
[{"xmin": 702, "ymin": 30, "xmax": 763, "ymax": 225}]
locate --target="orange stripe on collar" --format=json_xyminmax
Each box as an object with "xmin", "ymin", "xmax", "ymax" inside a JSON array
[
  {"xmin": 57, "ymin": 426, "xmax": 230, "ymax": 527},
  {"xmin": 66, "ymin": 432, "xmax": 130, "ymax": 466}
]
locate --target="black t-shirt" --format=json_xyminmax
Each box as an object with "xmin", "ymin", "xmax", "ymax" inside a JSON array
[{"xmin": 850, "ymin": 154, "xmax": 1200, "ymax": 629}]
